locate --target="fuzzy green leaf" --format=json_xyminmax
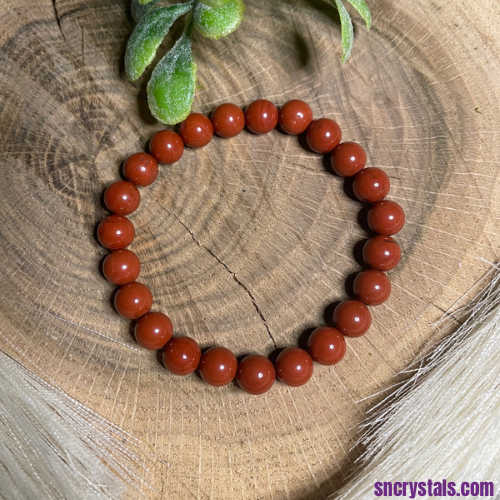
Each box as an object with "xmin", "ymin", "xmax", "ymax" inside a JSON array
[
  {"xmin": 346, "ymin": 0, "xmax": 371, "ymax": 29},
  {"xmin": 193, "ymin": 0, "xmax": 245, "ymax": 40},
  {"xmin": 125, "ymin": 3, "xmax": 194, "ymax": 81},
  {"xmin": 332, "ymin": 0, "xmax": 354, "ymax": 64},
  {"xmin": 199, "ymin": 0, "xmax": 231, "ymax": 6},
  {"xmin": 147, "ymin": 32, "xmax": 197, "ymax": 124},
  {"xmin": 131, "ymin": 0, "xmax": 161, "ymax": 22}
]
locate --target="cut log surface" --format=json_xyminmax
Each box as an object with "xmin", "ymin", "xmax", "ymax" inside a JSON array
[{"xmin": 1, "ymin": 0, "xmax": 499, "ymax": 498}]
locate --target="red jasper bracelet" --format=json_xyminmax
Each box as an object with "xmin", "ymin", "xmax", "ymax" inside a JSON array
[{"xmin": 96, "ymin": 99, "xmax": 405, "ymax": 395}]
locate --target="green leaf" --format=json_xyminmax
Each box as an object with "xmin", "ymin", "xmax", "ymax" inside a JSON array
[
  {"xmin": 346, "ymin": 0, "xmax": 371, "ymax": 29},
  {"xmin": 332, "ymin": 0, "xmax": 354, "ymax": 64},
  {"xmin": 131, "ymin": 0, "xmax": 161, "ymax": 23},
  {"xmin": 125, "ymin": 3, "xmax": 194, "ymax": 81},
  {"xmin": 147, "ymin": 31, "xmax": 197, "ymax": 124},
  {"xmin": 199, "ymin": 0, "xmax": 231, "ymax": 6},
  {"xmin": 193, "ymin": 0, "xmax": 245, "ymax": 40},
  {"xmin": 138, "ymin": 0, "xmax": 156, "ymax": 5}
]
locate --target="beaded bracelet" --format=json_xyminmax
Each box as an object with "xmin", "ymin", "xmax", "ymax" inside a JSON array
[{"xmin": 96, "ymin": 99, "xmax": 405, "ymax": 395}]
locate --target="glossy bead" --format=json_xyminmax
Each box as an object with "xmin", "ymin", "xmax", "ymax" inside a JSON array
[
  {"xmin": 354, "ymin": 270, "xmax": 391, "ymax": 306},
  {"xmin": 102, "ymin": 249, "xmax": 141, "ymax": 285},
  {"xmin": 97, "ymin": 215, "xmax": 135, "ymax": 250},
  {"xmin": 244, "ymin": 99, "xmax": 278, "ymax": 134},
  {"xmin": 211, "ymin": 103, "xmax": 245, "ymax": 138},
  {"xmin": 123, "ymin": 153, "xmax": 158, "ymax": 186},
  {"xmin": 363, "ymin": 235, "xmax": 401, "ymax": 271},
  {"xmin": 149, "ymin": 130, "xmax": 184, "ymax": 164},
  {"xmin": 135, "ymin": 312, "xmax": 173, "ymax": 350},
  {"xmin": 278, "ymin": 99, "xmax": 313, "ymax": 135},
  {"xmin": 307, "ymin": 327, "xmax": 346, "ymax": 365},
  {"xmin": 162, "ymin": 336, "xmax": 201, "ymax": 376},
  {"xmin": 114, "ymin": 281, "xmax": 153, "ymax": 319},
  {"xmin": 104, "ymin": 181, "xmax": 141, "ymax": 216},
  {"xmin": 367, "ymin": 200, "xmax": 405, "ymax": 235},
  {"xmin": 333, "ymin": 300, "xmax": 372, "ymax": 338},
  {"xmin": 306, "ymin": 118, "xmax": 341, "ymax": 154},
  {"xmin": 275, "ymin": 347, "xmax": 314, "ymax": 387},
  {"xmin": 331, "ymin": 141, "xmax": 366, "ymax": 177},
  {"xmin": 199, "ymin": 347, "xmax": 238, "ymax": 387},
  {"xmin": 179, "ymin": 113, "xmax": 214, "ymax": 148},
  {"xmin": 236, "ymin": 354, "xmax": 275, "ymax": 395},
  {"xmin": 353, "ymin": 167, "xmax": 390, "ymax": 203}
]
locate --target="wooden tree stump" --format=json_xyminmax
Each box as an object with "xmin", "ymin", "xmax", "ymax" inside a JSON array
[{"xmin": 1, "ymin": 0, "xmax": 499, "ymax": 498}]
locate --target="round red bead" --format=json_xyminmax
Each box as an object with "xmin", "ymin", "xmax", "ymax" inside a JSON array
[
  {"xmin": 179, "ymin": 113, "xmax": 214, "ymax": 148},
  {"xmin": 211, "ymin": 103, "xmax": 245, "ymax": 138},
  {"xmin": 354, "ymin": 270, "xmax": 391, "ymax": 306},
  {"xmin": 363, "ymin": 235, "xmax": 401, "ymax": 271},
  {"xmin": 306, "ymin": 118, "xmax": 341, "ymax": 154},
  {"xmin": 123, "ymin": 153, "xmax": 158, "ymax": 186},
  {"xmin": 135, "ymin": 312, "xmax": 173, "ymax": 350},
  {"xmin": 114, "ymin": 281, "xmax": 153, "ymax": 319},
  {"xmin": 275, "ymin": 347, "xmax": 314, "ymax": 387},
  {"xmin": 236, "ymin": 354, "xmax": 275, "ymax": 395},
  {"xmin": 149, "ymin": 130, "xmax": 184, "ymax": 164},
  {"xmin": 162, "ymin": 336, "xmax": 201, "ymax": 376},
  {"xmin": 278, "ymin": 99, "xmax": 313, "ymax": 135},
  {"xmin": 104, "ymin": 181, "xmax": 140, "ymax": 216},
  {"xmin": 199, "ymin": 347, "xmax": 238, "ymax": 387},
  {"xmin": 102, "ymin": 249, "xmax": 141, "ymax": 285},
  {"xmin": 333, "ymin": 300, "xmax": 372, "ymax": 338},
  {"xmin": 97, "ymin": 215, "xmax": 135, "ymax": 250},
  {"xmin": 353, "ymin": 167, "xmax": 390, "ymax": 203},
  {"xmin": 244, "ymin": 99, "xmax": 278, "ymax": 134},
  {"xmin": 307, "ymin": 327, "xmax": 346, "ymax": 365},
  {"xmin": 331, "ymin": 141, "xmax": 366, "ymax": 177},
  {"xmin": 367, "ymin": 200, "xmax": 405, "ymax": 235}
]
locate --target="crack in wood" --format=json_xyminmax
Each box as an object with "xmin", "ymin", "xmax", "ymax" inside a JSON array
[
  {"xmin": 167, "ymin": 210, "xmax": 278, "ymax": 350},
  {"xmin": 432, "ymin": 303, "xmax": 464, "ymax": 325},
  {"xmin": 51, "ymin": 0, "xmax": 66, "ymax": 41}
]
